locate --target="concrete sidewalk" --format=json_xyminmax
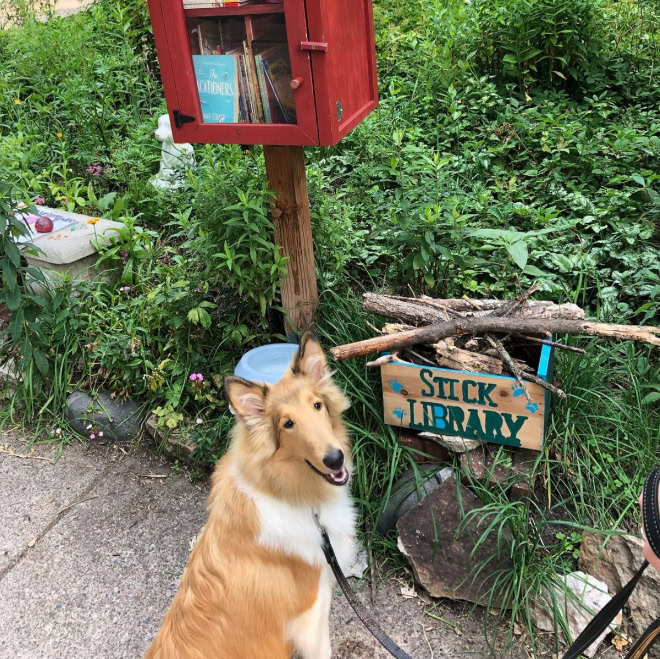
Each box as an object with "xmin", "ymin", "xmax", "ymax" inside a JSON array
[{"xmin": 0, "ymin": 429, "xmax": 517, "ymax": 659}]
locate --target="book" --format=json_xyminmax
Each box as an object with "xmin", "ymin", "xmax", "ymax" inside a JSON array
[
  {"xmin": 261, "ymin": 46, "xmax": 296, "ymax": 123},
  {"xmin": 243, "ymin": 40, "xmax": 265, "ymax": 122},
  {"xmin": 192, "ymin": 55, "xmax": 240, "ymax": 123},
  {"xmin": 263, "ymin": 63, "xmax": 288, "ymax": 123},
  {"xmin": 254, "ymin": 53, "xmax": 271, "ymax": 123},
  {"xmin": 190, "ymin": 19, "xmax": 223, "ymax": 55}
]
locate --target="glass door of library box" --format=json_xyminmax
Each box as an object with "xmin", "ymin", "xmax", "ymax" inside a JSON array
[{"xmin": 151, "ymin": 0, "xmax": 319, "ymax": 145}]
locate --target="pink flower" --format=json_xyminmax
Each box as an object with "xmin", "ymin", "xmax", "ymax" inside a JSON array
[
  {"xmin": 196, "ymin": 373, "xmax": 204, "ymax": 381},
  {"xmin": 90, "ymin": 433, "xmax": 96, "ymax": 440},
  {"xmin": 34, "ymin": 196, "xmax": 45, "ymax": 204},
  {"xmin": 98, "ymin": 431, "xmax": 104, "ymax": 437},
  {"xmin": 196, "ymin": 418, "xmax": 203, "ymax": 425},
  {"xmin": 189, "ymin": 374, "xmax": 198, "ymax": 381},
  {"xmin": 120, "ymin": 286, "xmax": 131, "ymax": 292},
  {"xmin": 86, "ymin": 163, "xmax": 105, "ymax": 177}
]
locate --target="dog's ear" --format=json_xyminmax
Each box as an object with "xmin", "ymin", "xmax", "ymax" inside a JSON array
[
  {"xmin": 291, "ymin": 332, "xmax": 328, "ymax": 383},
  {"xmin": 225, "ymin": 376, "xmax": 269, "ymax": 419}
]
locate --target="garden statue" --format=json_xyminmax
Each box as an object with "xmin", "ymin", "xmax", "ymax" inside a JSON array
[{"xmin": 151, "ymin": 113, "xmax": 195, "ymax": 190}]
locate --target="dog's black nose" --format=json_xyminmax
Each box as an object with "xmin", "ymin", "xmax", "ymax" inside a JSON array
[{"xmin": 323, "ymin": 449, "xmax": 344, "ymax": 471}]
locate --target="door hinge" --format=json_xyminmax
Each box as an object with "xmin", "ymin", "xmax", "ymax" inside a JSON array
[
  {"xmin": 173, "ymin": 110, "xmax": 195, "ymax": 129},
  {"xmin": 300, "ymin": 41, "xmax": 328, "ymax": 52}
]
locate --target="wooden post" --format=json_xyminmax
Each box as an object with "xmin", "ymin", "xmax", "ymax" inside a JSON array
[{"xmin": 263, "ymin": 145, "xmax": 318, "ymax": 338}]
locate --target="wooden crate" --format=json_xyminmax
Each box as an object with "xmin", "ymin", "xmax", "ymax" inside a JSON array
[{"xmin": 381, "ymin": 344, "xmax": 555, "ymax": 451}]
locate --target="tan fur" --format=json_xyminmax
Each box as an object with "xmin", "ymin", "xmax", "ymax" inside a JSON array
[{"xmin": 145, "ymin": 334, "xmax": 352, "ymax": 659}]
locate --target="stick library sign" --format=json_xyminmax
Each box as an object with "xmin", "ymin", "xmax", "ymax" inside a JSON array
[{"xmin": 381, "ymin": 344, "xmax": 554, "ymax": 451}]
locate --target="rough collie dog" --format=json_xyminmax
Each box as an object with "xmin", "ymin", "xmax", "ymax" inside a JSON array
[{"xmin": 145, "ymin": 333, "xmax": 356, "ymax": 659}]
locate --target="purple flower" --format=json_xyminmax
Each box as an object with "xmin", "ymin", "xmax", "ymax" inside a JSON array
[
  {"xmin": 34, "ymin": 196, "xmax": 45, "ymax": 204},
  {"xmin": 195, "ymin": 373, "xmax": 204, "ymax": 381},
  {"xmin": 120, "ymin": 286, "xmax": 131, "ymax": 292},
  {"xmin": 196, "ymin": 418, "xmax": 203, "ymax": 425},
  {"xmin": 90, "ymin": 433, "xmax": 96, "ymax": 440},
  {"xmin": 189, "ymin": 373, "xmax": 198, "ymax": 381}
]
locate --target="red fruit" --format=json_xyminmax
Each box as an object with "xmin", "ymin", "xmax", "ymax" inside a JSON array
[{"xmin": 35, "ymin": 216, "xmax": 54, "ymax": 233}]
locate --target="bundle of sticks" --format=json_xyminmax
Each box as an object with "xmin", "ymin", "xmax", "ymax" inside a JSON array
[{"xmin": 330, "ymin": 284, "xmax": 660, "ymax": 405}]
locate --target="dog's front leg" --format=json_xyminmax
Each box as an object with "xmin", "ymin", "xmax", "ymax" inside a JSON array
[{"xmin": 287, "ymin": 569, "xmax": 333, "ymax": 659}]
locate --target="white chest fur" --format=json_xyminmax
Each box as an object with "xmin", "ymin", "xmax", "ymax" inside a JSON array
[{"xmin": 232, "ymin": 466, "xmax": 357, "ymax": 572}]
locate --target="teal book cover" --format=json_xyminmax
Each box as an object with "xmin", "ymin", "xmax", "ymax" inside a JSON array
[{"xmin": 193, "ymin": 55, "xmax": 239, "ymax": 123}]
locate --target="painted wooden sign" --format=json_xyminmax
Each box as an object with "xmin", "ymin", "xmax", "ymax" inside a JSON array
[{"xmin": 381, "ymin": 345, "xmax": 554, "ymax": 451}]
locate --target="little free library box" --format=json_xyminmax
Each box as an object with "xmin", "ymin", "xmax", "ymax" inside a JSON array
[
  {"xmin": 381, "ymin": 343, "xmax": 555, "ymax": 451},
  {"xmin": 146, "ymin": 0, "xmax": 378, "ymax": 146}
]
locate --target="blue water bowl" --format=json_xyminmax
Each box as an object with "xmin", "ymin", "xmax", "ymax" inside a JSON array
[{"xmin": 234, "ymin": 343, "xmax": 299, "ymax": 384}]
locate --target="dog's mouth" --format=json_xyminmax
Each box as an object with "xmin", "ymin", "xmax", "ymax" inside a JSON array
[{"xmin": 305, "ymin": 460, "xmax": 349, "ymax": 487}]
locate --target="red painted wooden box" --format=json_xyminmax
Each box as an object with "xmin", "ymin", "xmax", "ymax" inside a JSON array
[{"xmin": 146, "ymin": 0, "xmax": 379, "ymax": 146}]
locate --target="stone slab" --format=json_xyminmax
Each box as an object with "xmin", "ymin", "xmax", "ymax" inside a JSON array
[
  {"xmin": 24, "ymin": 207, "xmax": 124, "ymax": 265},
  {"xmin": 397, "ymin": 477, "xmax": 514, "ymax": 606}
]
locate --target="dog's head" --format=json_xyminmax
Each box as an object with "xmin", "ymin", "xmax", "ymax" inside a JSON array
[{"xmin": 225, "ymin": 333, "xmax": 352, "ymax": 502}]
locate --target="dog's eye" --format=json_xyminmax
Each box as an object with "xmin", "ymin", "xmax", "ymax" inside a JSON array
[
  {"xmin": 283, "ymin": 419, "xmax": 294, "ymax": 429},
  {"xmin": 314, "ymin": 402, "xmax": 323, "ymax": 410}
]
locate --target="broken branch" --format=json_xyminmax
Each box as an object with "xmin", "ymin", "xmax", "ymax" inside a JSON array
[{"xmin": 330, "ymin": 318, "xmax": 660, "ymax": 362}]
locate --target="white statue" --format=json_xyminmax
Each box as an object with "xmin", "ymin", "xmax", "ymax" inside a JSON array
[{"xmin": 151, "ymin": 114, "xmax": 195, "ymax": 190}]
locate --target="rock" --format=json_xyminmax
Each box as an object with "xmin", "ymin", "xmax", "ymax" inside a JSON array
[
  {"xmin": 510, "ymin": 449, "xmax": 539, "ymax": 501},
  {"xmin": 418, "ymin": 432, "xmax": 482, "ymax": 453},
  {"xmin": 376, "ymin": 464, "xmax": 453, "ymax": 535},
  {"xmin": 459, "ymin": 446, "xmax": 538, "ymax": 501},
  {"xmin": 344, "ymin": 548, "xmax": 369, "ymax": 579},
  {"xmin": 578, "ymin": 532, "xmax": 660, "ymax": 636},
  {"xmin": 66, "ymin": 391, "xmax": 144, "ymax": 443},
  {"xmin": 459, "ymin": 445, "xmax": 510, "ymax": 483},
  {"xmin": 529, "ymin": 571, "xmax": 622, "ymax": 658},
  {"xmin": 396, "ymin": 478, "xmax": 513, "ymax": 606},
  {"xmin": 398, "ymin": 430, "xmax": 451, "ymax": 464},
  {"xmin": 145, "ymin": 414, "xmax": 197, "ymax": 465}
]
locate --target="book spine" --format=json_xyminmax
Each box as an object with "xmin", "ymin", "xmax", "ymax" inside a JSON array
[
  {"xmin": 243, "ymin": 41, "xmax": 264, "ymax": 123},
  {"xmin": 264, "ymin": 67, "xmax": 288, "ymax": 123},
  {"xmin": 255, "ymin": 55, "xmax": 272, "ymax": 123},
  {"xmin": 238, "ymin": 55, "xmax": 254, "ymax": 122}
]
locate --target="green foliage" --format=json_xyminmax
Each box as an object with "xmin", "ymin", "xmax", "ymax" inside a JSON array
[{"xmin": 467, "ymin": 0, "xmax": 605, "ymax": 89}]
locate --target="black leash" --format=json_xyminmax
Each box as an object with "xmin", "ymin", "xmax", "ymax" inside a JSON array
[
  {"xmin": 562, "ymin": 467, "xmax": 660, "ymax": 659},
  {"xmin": 315, "ymin": 515, "xmax": 412, "ymax": 659}
]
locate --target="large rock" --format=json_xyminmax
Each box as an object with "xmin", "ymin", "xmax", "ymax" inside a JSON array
[
  {"xmin": 530, "ymin": 571, "xmax": 621, "ymax": 658},
  {"xmin": 397, "ymin": 478, "xmax": 513, "ymax": 606},
  {"xmin": 578, "ymin": 532, "xmax": 660, "ymax": 636},
  {"xmin": 66, "ymin": 391, "xmax": 144, "ymax": 442},
  {"xmin": 377, "ymin": 464, "xmax": 453, "ymax": 535},
  {"xmin": 459, "ymin": 446, "xmax": 539, "ymax": 501}
]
